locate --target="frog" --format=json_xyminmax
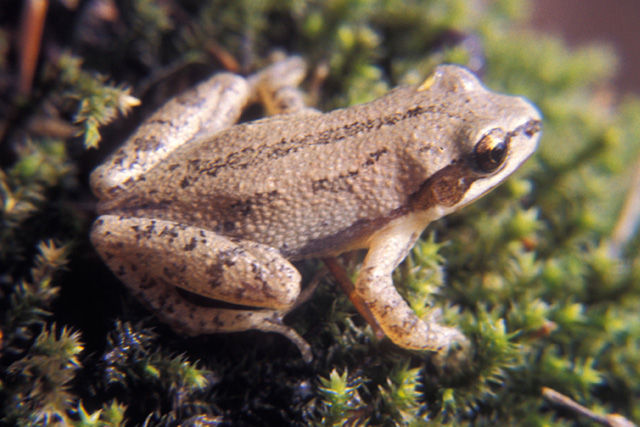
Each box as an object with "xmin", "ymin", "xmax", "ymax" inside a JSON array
[{"xmin": 90, "ymin": 56, "xmax": 542, "ymax": 362}]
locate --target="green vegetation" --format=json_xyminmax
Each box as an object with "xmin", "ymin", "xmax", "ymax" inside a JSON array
[{"xmin": 1, "ymin": 0, "xmax": 639, "ymax": 424}]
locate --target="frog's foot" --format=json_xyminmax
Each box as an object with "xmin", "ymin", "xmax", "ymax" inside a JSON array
[
  {"xmin": 357, "ymin": 269, "xmax": 470, "ymax": 355},
  {"xmin": 91, "ymin": 215, "xmax": 312, "ymax": 361},
  {"xmin": 419, "ymin": 322, "xmax": 470, "ymax": 355},
  {"xmin": 175, "ymin": 306, "xmax": 313, "ymax": 363},
  {"xmin": 255, "ymin": 312, "xmax": 313, "ymax": 362},
  {"xmin": 247, "ymin": 54, "xmax": 318, "ymax": 116}
]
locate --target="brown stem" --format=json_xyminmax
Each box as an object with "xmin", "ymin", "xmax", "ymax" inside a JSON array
[{"xmin": 322, "ymin": 257, "xmax": 385, "ymax": 340}]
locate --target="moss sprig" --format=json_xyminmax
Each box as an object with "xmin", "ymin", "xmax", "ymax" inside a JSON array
[
  {"xmin": 3, "ymin": 325, "xmax": 83, "ymax": 426},
  {"xmin": 377, "ymin": 363, "xmax": 423, "ymax": 424},
  {"xmin": 0, "ymin": 137, "xmax": 72, "ymax": 261},
  {"xmin": 316, "ymin": 368, "xmax": 368, "ymax": 426},
  {"xmin": 55, "ymin": 53, "xmax": 140, "ymax": 149},
  {"xmin": 2, "ymin": 240, "xmax": 69, "ymax": 346},
  {"xmin": 99, "ymin": 321, "xmax": 213, "ymax": 423}
]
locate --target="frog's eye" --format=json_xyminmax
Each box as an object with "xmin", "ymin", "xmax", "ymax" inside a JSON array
[{"xmin": 473, "ymin": 128, "xmax": 508, "ymax": 173}]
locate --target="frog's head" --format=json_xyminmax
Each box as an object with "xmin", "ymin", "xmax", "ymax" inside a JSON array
[{"xmin": 411, "ymin": 65, "xmax": 542, "ymax": 217}]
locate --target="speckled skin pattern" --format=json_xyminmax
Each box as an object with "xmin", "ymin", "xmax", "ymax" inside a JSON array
[{"xmin": 90, "ymin": 57, "xmax": 542, "ymax": 361}]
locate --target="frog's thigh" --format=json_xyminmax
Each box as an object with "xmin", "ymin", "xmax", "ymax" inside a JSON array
[
  {"xmin": 91, "ymin": 215, "xmax": 301, "ymax": 310},
  {"xmin": 91, "ymin": 72, "xmax": 251, "ymax": 199},
  {"xmin": 356, "ymin": 219, "xmax": 469, "ymax": 353},
  {"xmin": 91, "ymin": 216, "xmax": 312, "ymax": 360}
]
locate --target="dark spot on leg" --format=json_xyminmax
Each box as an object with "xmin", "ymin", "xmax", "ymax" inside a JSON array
[{"xmin": 184, "ymin": 237, "xmax": 197, "ymax": 251}]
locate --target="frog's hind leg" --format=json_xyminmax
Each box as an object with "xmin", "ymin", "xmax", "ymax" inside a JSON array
[{"xmin": 91, "ymin": 215, "xmax": 312, "ymax": 361}]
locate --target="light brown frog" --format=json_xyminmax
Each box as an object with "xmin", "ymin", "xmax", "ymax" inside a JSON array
[{"xmin": 90, "ymin": 57, "xmax": 541, "ymax": 362}]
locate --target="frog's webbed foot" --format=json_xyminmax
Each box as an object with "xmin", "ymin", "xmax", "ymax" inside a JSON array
[
  {"xmin": 257, "ymin": 314, "xmax": 313, "ymax": 362},
  {"xmin": 91, "ymin": 215, "xmax": 312, "ymax": 362},
  {"xmin": 355, "ymin": 217, "xmax": 470, "ymax": 355}
]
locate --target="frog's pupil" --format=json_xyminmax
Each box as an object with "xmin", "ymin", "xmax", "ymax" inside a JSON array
[
  {"xmin": 491, "ymin": 142, "xmax": 506, "ymax": 163},
  {"xmin": 474, "ymin": 130, "xmax": 507, "ymax": 173}
]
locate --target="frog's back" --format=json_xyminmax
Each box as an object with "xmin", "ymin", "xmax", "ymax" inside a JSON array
[{"xmin": 99, "ymin": 84, "xmax": 469, "ymax": 258}]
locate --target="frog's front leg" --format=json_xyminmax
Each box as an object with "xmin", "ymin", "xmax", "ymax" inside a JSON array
[
  {"xmin": 91, "ymin": 215, "xmax": 312, "ymax": 362},
  {"xmin": 356, "ymin": 216, "xmax": 469, "ymax": 354}
]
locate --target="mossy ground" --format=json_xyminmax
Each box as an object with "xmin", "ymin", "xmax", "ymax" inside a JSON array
[{"xmin": 1, "ymin": 1, "xmax": 639, "ymax": 425}]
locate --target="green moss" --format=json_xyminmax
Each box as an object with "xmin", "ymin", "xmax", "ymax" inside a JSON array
[
  {"xmin": 1, "ymin": 0, "xmax": 639, "ymax": 424},
  {"xmin": 55, "ymin": 53, "xmax": 140, "ymax": 149}
]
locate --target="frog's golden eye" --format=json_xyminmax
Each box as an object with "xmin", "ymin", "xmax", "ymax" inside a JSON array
[{"xmin": 473, "ymin": 128, "xmax": 508, "ymax": 173}]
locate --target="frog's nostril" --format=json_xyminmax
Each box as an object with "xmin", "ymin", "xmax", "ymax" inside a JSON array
[{"xmin": 523, "ymin": 119, "xmax": 542, "ymax": 137}]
